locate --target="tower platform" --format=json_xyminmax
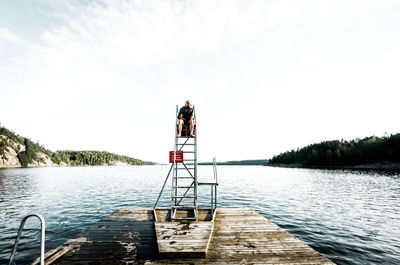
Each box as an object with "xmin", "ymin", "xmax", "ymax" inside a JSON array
[{"xmin": 154, "ymin": 209, "xmax": 214, "ymax": 258}]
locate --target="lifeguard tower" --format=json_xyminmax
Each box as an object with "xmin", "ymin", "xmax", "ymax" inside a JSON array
[{"xmin": 154, "ymin": 105, "xmax": 218, "ymax": 221}]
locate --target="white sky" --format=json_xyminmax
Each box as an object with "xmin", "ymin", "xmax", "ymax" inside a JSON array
[{"xmin": 1, "ymin": 0, "xmax": 399, "ymax": 163}]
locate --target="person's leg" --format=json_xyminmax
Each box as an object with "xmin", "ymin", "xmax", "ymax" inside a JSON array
[
  {"xmin": 189, "ymin": 119, "xmax": 195, "ymax": 137},
  {"xmin": 178, "ymin": 119, "xmax": 184, "ymax": 137}
]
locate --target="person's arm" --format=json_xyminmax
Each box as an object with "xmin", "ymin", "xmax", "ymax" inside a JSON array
[{"xmin": 178, "ymin": 108, "xmax": 185, "ymax": 120}]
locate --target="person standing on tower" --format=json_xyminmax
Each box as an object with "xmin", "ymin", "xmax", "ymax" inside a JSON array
[{"xmin": 177, "ymin": 100, "xmax": 195, "ymax": 137}]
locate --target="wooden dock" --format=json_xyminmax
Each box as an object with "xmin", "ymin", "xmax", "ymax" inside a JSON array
[{"xmin": 32, "ymin": 208, "xmax": 335, "ymax": 264}]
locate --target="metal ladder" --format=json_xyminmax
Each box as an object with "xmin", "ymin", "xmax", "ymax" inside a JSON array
[
  {"xmin": 8, "ymin": 214, "xmax": 45, "ymax": 265},
  {"xmin": 171, "ymin": 105, "xmax": 198, "ymax": 221}
]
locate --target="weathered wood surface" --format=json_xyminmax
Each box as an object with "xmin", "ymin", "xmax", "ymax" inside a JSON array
[
  {"xmin": 33, "ymin": 208, "xmax": 335, "ymax": 264},
  {"xmin": 155, "ymin": 209, "xmax": 214, "ymax": 258},
  {"xmin": 32, "ymin": 208, "xmax": 157, "ymax": 265},
  {"xmin": 155, "ymin": 222, "xmax": 213, "ymax": 258}
]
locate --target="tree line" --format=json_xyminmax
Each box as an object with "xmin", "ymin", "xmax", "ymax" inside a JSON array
[
  {"xmin": 269, "ymin": 134, "xmax": 400, "ymax": 167},
  {"xmin": 199, "ymin": 159, "xmax": 268, "ymax": 165},
  {"xmin": 54, "ymin": 150, "xmax": 146, "ymax": 166}
]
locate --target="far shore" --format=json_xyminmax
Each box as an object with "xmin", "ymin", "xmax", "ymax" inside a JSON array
[
  {"xmin": 266, "ymin": 162, "xmax": 400, "ymax": 171},
  {"xmin": 2, "ymin": 162, "xmax": 400, "ymax": 171}
]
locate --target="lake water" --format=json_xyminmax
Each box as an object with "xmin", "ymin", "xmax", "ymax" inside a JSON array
[{"xmin": 0, "ymin": 166, "xmax": 399, "ymax": 264}]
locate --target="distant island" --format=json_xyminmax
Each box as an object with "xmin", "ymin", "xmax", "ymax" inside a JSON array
[
  {"xmin": 199, "ymin": 159, "xmax": 268, "ymax": 166},
  {"xmin": 200, "ymin": 134, "xmax": 400, "ymax": 170},
  {"xmin": 268, "ymin": 134, "xmax": 400, "ymax": 170},
  {"xmin": 0, "ymin": 125, "xmax": 153, "ymax": 168}
]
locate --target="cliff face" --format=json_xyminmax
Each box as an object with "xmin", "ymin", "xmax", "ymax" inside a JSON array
[
  {"xmin": 0, "ymin": 135, "xmax": 61, "ymax": 168},
  {"xmin": 0, "ymin": 135, "xmax": 22, "ymax": 167}
]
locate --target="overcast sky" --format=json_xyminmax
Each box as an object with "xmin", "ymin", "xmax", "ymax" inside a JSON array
[{"xmin": 1, "ymin": 0, "xmax": 399, "ymax": 163}]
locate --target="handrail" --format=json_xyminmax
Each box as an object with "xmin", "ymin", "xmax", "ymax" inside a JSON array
[
  {"xmin": 211, "ymin": 157, "xmax": 218, "ymax": 220},
  {"xmin": 213, "ymin": 157, "xmax": 218, "ymax": 184},
  {"xmin": 8, "ymin": 214, "xmax": 45, "ymax": 265},
  {"xmin": 193, "ymin": 106, "xmax": 198, "ymax": 219},
  {"xmin": 172, "ymin": 105, "xmax": 179, "ymax": 216},
  {"xmin": 193, "ymin": 105, "xmax": 196, "ymax": 125}
]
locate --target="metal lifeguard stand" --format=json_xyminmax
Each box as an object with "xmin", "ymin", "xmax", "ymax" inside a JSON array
[{"xmin": 154, "ymin": 105, "xmax": 218, "ymax": 221}]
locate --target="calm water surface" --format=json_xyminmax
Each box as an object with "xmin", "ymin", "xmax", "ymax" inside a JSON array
[{"xmin": 0, "ymin": 166, "xmax": 399, "ymax": 264}]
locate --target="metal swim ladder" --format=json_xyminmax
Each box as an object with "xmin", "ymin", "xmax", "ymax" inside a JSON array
[{"xmin": 8, "ymin": 214, "xmax": 45, "ymax": 265}]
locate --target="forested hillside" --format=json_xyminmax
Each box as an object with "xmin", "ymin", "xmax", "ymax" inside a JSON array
[
  {"xmin": 0, "ymin": 125, "xmax": 149, "ymax": 167},
  {"xmin": 269, "ymin": 134, "xmax": 400, "ymax": 168}
]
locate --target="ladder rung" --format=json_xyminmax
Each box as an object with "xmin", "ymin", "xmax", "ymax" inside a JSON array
[
  {"xmin": 182, "ymin": 159, "xmax": 196, "ymax": 161},
  {"xmin": 176, "ymin": 143, "xmax": 195, "ymax": 145},
  {"xmin": 182, "ymin": 151, "xmax": 195, "ymax": 153},
  {"xmin": 176, "ymin": 168, "xmax": 195, "ymax": 170},
  {"xmin": 175, "ymin": 186, "xmax": 194, "ymax": 188},
  {"xmin": 172, "ymin": 206, "xmax": 196, "ymax": 209},
  {"xmin": 172, "ymin": 196, "xmax": 196, "ymax": 198},
  {"xmin": 173, "ymin": 176, "xmax": 194, "ymax": 179}
]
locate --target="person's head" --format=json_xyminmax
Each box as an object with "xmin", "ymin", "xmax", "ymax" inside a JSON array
[{"xmin": 185, "ymin": 100, "xmax": 192, "ymax": 108}]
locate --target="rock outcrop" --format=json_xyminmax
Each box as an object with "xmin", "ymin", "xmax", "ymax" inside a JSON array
[
  {"xmin": 0, "ymin": 135, "xmax": 23, "ymax": 168},
  {"xmin": 0, "ymin": 135, "xmax": 64, "ymax": 168},
  {"xmin": 0, "ymin": 146, "xmax": 22, "ymax": 167},
  {"xmin": 27, "ymin": 152, "xmax": 66, "ymax": 167}
]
